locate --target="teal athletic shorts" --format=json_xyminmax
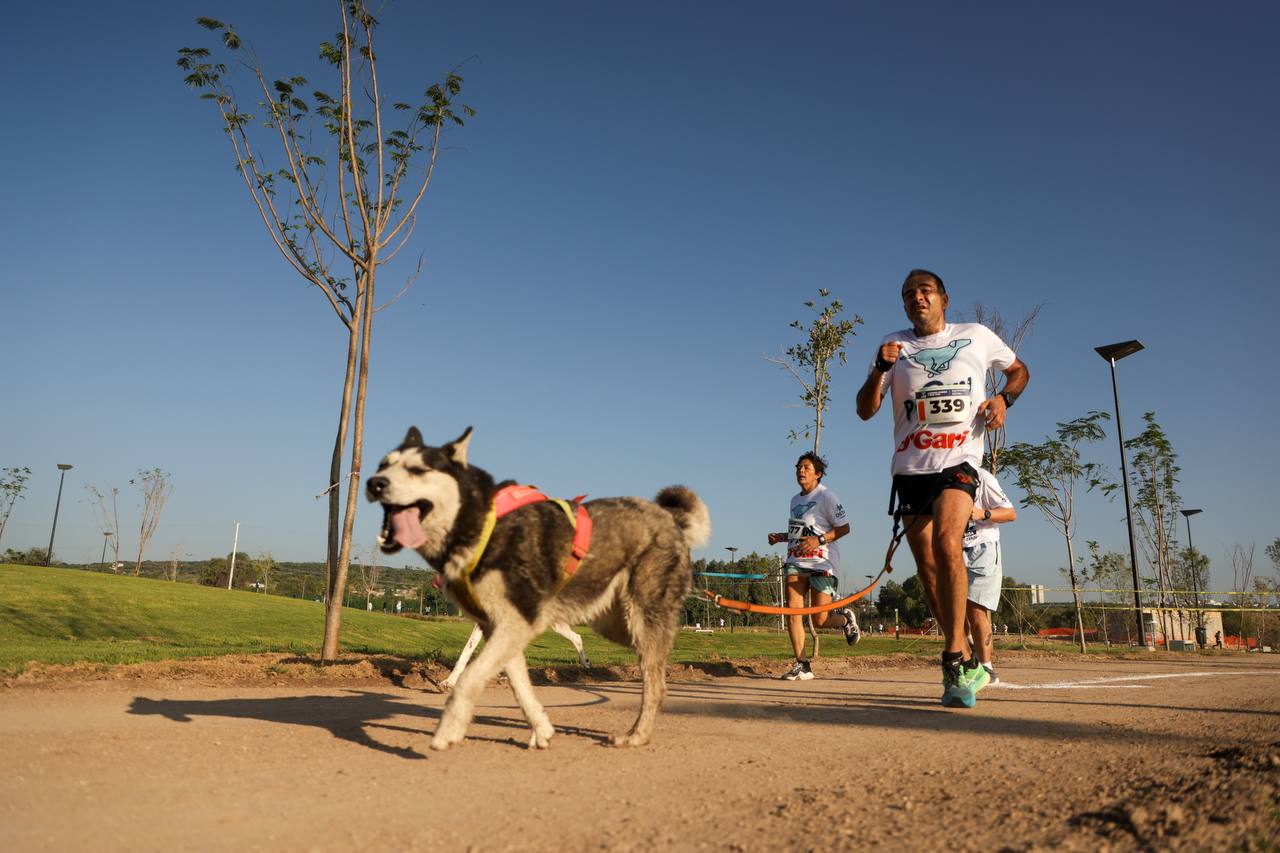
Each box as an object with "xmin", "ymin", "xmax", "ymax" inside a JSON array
[{"xmin": 784, "ymin": 566, "xmax": 838, "ymax": 597}]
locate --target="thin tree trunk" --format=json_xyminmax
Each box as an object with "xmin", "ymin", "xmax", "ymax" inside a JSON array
[
  {"xmin": 1065, "ymin": 535, "xmax": 1087, "ymax": 653},
  {"xmin": 325, "ymin": 319, "xmax": 361, "ymax": 604},
  {"xmin": 321, "ymin": 292, "xmax": 365, "ymax": 661},
  {"xmin": 322, "ymin": 262, "xmax": 376, "ymax": 661}
]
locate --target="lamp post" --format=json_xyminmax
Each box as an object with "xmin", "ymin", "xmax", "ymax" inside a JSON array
[
  {"xmin": 1095, "ymin": 340, "xmax": 1147, "ymax": 649},
  {"xmin": 1181, "ymin": 508, "xmax": 1204, "ymax": 638},
  {"xmin": 100, "ymin": 531, "xmax": 112, "ymax": 568},
  {"xmin": 723, "ymin": 547, "xmax": 739, "ymax": 632},
  {"xmin": 44, "ymin": 463, "xmax": 74, "ymax": 566}
]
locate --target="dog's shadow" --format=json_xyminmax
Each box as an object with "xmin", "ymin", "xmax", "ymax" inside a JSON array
[{"xmin": 128, "ymin": 689, "xmax": 615, "ymax": 758}]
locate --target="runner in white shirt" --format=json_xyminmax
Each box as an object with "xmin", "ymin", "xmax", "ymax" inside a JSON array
[
  {"xmin": 963, "ymin": 467, "xmax": 1016, "ymax": 684},
  {"xmin": 765, "ymin": 452, "xmax": 857, "ymax": 681},
  {"xmin": 856, "ymin": 269, "xmax": 1029, "ymax": 709}
]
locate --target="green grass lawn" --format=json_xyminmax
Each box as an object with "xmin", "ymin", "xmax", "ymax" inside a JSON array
[{"xmin": 0, "ymin": 563, "xmax": 916, "ymax": 674}]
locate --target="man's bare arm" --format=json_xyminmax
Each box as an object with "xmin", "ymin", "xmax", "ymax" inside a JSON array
[
  {"xmin": 976, "ymin": 358, "xmax": 1030, "ymax": 430},
  {"xmin": 856, "ymin": 342, "xmax": 904, "ymax": 420}
]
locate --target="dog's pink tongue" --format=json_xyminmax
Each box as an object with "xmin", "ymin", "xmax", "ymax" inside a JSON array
[{"xmin": 390, "ymin": 507, "xmax": 428, "ymax": 549}]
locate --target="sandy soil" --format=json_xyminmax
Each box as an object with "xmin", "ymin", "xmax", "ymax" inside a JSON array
[{"xmin": 2, "ymin": 651, "xmax": 1277, "ymax": 851}]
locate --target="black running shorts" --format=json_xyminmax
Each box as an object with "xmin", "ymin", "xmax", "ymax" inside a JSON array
[{"xmin": 891, "ymin": 461, "xmax": 979, "ymax": 517}]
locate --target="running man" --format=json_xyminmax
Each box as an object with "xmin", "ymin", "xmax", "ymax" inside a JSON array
[
  {"xmin": 964, "ymin": 466, "xmax": 1016, "ymax": 684},
  {"xmin": 766, "ymin": 452, "xmax": 859, "ymax": 681},
  {"xmin": 855, "ymin": 269, "xmax": 1029, "ymax": 707}
]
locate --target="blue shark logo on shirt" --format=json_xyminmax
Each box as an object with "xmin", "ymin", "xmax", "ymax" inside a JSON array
[
  {"xmin": 907, "ymin": 339, "xmax": 971, "ymax": 377},
  {"xmin": 791, "ymin": 501, "xmax": 817, "ymax": 519}
]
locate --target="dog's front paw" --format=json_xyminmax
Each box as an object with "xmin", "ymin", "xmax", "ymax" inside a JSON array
[
  {"xmin": 438, "ymin": 678, "xmax": 457, "ymax": 692},
  {"xmin": 431, "ymin": 715, "xmax": 467, "ymax": 750},
  {"xmin": 609, "ymin": 731, "xmax": 650, "ymax": 748},
  {"xmin": 527, "ymin": 720, "xmax": 555, "ymax": 750}
]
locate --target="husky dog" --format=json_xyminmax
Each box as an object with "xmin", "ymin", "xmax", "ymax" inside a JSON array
[
  {"xmin": 442, "ymin": 621, "xmax": 589, "ymax": 690},
  {"xmin": 366, "ymin": 426, "xmax": 709, "ymax": 750}
]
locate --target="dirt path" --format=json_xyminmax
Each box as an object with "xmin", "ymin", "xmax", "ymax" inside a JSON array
[{"xmin": 2, "ymin": 653, "xmax": 1278, "ymax": 851}]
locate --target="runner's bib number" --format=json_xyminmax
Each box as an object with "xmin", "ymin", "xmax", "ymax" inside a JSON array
[{"xmin": 915, "ymin": 383, "xmax": 971, "ymax": 425}]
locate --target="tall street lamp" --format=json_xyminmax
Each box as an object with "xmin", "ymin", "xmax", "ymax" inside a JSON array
[
  {"xmin": 45, "ymin": 463, "xmax": 74, "ymax": 567},
  {"xmin": 723, "ymin": 547, "xmax": 739, "ymax": 632},
  {"xmin": 1095, "ymin": 340, "xmax": 1147, "ymax": 648},
  {"xmin": 1181, "ymin": 508, "xmax": 1204, "ymax": 639}
]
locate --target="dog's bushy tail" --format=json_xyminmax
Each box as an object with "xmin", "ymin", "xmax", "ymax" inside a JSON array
[{"xmin": 655, "ymin": 486, "xmax": 711, "ymax": 549}]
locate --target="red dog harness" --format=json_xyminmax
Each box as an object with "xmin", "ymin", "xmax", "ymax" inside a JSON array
[
  {"xmin": 493, "ymin": 485, "xmax": 593, "ymax": 576},
  {"xmin": 440, "ymin": 485, "xmax": 593, "ymax": 620}
]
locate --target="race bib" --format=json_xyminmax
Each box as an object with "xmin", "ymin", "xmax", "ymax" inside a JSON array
[
  {"xmin": 787, "ymin": 519, "xmax": 819, "ymax": 559},
  {"xmin": 914, "ymin": 382, "xmax": 971, "ymax": 425}
]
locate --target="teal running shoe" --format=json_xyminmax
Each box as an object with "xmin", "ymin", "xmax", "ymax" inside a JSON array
[
  {"xmin": 966, "ymin": 660, "xmax": 991, "ymax": 695},
  {"xmin": 941, "ymin": 659, "xmax": 988, "ymax": 708}
]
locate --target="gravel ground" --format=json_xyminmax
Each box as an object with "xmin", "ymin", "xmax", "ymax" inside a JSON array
[{"xmin": 1, "ymin": 651, "xmax": 1277, "ymax": 851}]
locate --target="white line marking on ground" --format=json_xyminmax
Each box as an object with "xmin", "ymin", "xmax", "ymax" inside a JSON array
[{"xmin": 995, "ymin": 671, "xmax": 1279, "ymax": 690}]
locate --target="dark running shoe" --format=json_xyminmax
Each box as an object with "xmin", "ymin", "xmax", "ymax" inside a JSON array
[
  {"xmin": 840, "ymin": 608, "xmax": 861, "ymax": 645},
  {"xmin": 782, "ymin": 660, "xmax": 814, "ymax": 681}
]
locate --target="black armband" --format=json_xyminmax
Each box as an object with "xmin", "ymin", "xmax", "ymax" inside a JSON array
[{"xmin": 999, "ymin": 391, "xmax": 1016, "ymax": 409}]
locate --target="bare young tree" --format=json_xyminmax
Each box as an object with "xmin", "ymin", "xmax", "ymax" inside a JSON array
[
  {"xmin": 354, "ymin": 547, "xmax": 380, "ymax": 610},
  {"xmin": 965, "ymin": 302, "xmax": 1043, "ymax": 474},
  {"xmin": 1267, "ymin": 537, "xmax": 1280, "ymax": 602},
  {"xmin": 86, "ymin": 485, "xmax": 122, "ymax": 572},
  {"xmin": 1125, "ymin": 412, "xmax": 1182, "ymax": 648},
  {"xmin": 0, "ymin": 466, "xmax": 32, "ymax": 549},
  {"xmin": 178, "ymin": 3, "xmax": 473, "ymax": 660},
  {"xmin": 131, "ymin": 468, "xmax": 173, "ymax": 576},
  {"xmin": 1230, "ymin": 542, "xmax": 1255, "ymax": 647},
  {"xmin": 254, "ymin": 552, "xmax": 276, "ymax": 594},
  {"xmin": 1001, "ymin": 412, "xmax": 1114, "ymax": 653},
  {"xmin": 167, "ymin": 543, "xmax": 182, "ymax": 582},
  {"xmin": 765, "ymin": 289, "xmax": 862, "ymax": 454}
]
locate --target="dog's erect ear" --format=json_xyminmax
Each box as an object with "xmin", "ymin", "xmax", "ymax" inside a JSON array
[
  {"xmin": 401, "ymin": 426, "xmax": 424, "ymax": 448},
  {"xmin": 446, "ymin": 426, "xmax": 473, "ymax": 467}
]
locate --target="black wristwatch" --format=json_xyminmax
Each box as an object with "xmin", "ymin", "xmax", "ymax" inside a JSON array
[
  {"xmin": 998, "ymin": 391, "xmax": 1014, "ymax": 409},
  {"xmin": 818, "ymin": 533, "xmax": 827, "ymax": 545},
  {"xmin": 983, "ymin": 509, "xmax": 992, "ymax": 522},
  {"xmin": 874, "ymin": 356, "xmax": 894, "ymax": 373}
]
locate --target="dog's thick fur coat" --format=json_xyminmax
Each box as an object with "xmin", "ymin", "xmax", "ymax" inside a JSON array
[{"xmin": 366, "ymin": 426, "xmax": 710, "ymax": 750}]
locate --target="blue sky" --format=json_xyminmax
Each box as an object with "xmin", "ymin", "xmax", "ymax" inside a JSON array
[{"xmin": 4, "ymin": 1, "xmax": 1277, "ymax": 598}]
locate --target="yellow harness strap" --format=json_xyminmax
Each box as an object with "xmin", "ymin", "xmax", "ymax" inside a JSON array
[
  {"xmin": 448, "ymin": 494, "xmax": 585, "ymax": 622},
  {"xmin": 449, "ymin": 505, "xmax": 498, "ymax": 623}
]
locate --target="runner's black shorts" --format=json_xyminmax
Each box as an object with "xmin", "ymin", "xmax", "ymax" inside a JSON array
[{"xmin": 891, "ymin": 461, "xmax": 979, "ymax": 516}]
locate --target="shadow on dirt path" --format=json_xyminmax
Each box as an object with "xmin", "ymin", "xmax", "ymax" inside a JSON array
[{"xmin": 127, "ymin": 687, "xmax": 620, "ymax": 757}]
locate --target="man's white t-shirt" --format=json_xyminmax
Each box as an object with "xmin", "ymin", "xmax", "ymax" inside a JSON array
[
  {"xmin": 964, "ymin": 467, "xmax": 1014, "ymax": 547},
  {"xmin": 870, "ymin": 322, "xmax": 1016, "ymax": 476},
  {"xmin": 785, "ymin": 483, "xmax": 847, "ymax": 576}
]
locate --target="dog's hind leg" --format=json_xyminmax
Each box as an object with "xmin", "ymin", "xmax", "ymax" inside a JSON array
[
  {"xmin": 441, "ymin": 623, "xmax": 485, "ymax": 690},
  {"xmin": 503, "ymin": 653, "xmax": 555, "ymax": 749},
  {"xmin": 552, "ymin": 622, "xmax": 590, "ymax": 668},
  {"xmin": 611, "ymin": 616, "xmax": 674, "ymax": 748},
  {"xmin": 432, "ymin": 621, "xmax": 533, "ymax": 751}
]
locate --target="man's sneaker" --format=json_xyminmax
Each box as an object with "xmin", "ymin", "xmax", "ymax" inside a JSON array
[
  {"xmin": 840, "ymin": 608, "xmax": 861, "ymax": 645},
  {"xmin": 982, "ymin": 664, "xmax": 999, "ymax": 685},
  {"xmin": 941, "ymin": 658, "xmax": 988, "ymax": 708},
  {"xmin": 782, "ymin": 660, "xmax": 814, "ymax": 681},
  {"xmin": 966, "ymin": 660, "xmax": 992, "ymax": 694}
]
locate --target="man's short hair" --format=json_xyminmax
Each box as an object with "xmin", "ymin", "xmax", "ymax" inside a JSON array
[
  {"xmin": 902, "ymin": 268, "xmax": 946, "ymax": 295},
  {"xmin": 795, "ymin": 451, "xmax": 827, "ymax": 478}
]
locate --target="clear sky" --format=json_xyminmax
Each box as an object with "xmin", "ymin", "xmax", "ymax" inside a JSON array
[{"xmin": 4, "ymin": 1, "xmax": 1278, "ymax": 599}]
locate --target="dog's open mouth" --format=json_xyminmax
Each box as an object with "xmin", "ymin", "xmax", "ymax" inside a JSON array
[{"xmin": 379, "ymin": 500, "xmax": 432, "ymax": 551}]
